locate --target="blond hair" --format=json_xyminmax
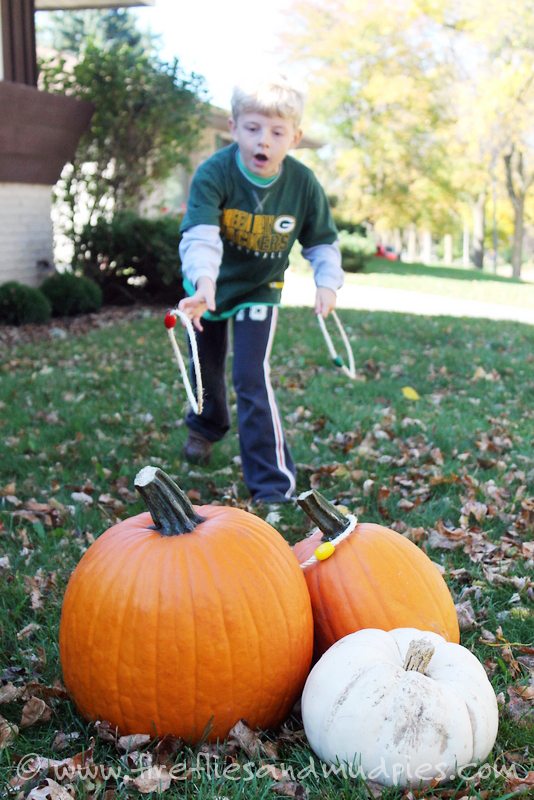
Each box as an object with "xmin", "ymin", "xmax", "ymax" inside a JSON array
[{"xmin": 231, "ymin": 75, "xmax": 304, "ymax": 126}]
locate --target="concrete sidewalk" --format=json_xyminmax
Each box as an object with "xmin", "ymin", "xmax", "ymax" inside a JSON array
[{"xmin": 281, "ymin": 270, "xmax": 534, "ymax": 325}]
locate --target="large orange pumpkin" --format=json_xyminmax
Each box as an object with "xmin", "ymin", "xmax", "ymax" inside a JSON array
[
  {"xmin": 293, "ymin": 490, "xmax": 459, "ymax": 658},
  {"xmin": 60, "ymin": 467, "xmax": 313, "ymax": 742}
]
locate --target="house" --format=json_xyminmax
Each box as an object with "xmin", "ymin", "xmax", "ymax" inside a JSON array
[{"xmin": 0, "ymin": 0, "xmax": 154, "ymax": 288}]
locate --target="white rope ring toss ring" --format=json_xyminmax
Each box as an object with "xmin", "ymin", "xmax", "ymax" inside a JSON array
[
  {"xmin": 164, "ymin": 308, "xmax": 203, "ymax": 415},
  {"xmin": 299, "ymin": 513, "xmax": 358, "ymax": 569},
  {"xmin": 316, "ymin": 310, "xmax": 357, "ymax": 380}
]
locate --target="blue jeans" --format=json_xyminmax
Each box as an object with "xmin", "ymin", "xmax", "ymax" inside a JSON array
[{"xmin": 186, "ymin": 305, "xmax": 296, "ymax": 502}]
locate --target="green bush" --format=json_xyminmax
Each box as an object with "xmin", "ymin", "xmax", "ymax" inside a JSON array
[
  {"xmin": 338, "ymin": 230, "xmax": 376, "ymax": 272},
  {"xmin": 41, "ymin": 272, "xmax": 102, "ymax": 317},
  {"xmin": 0, "ymin": 281, "xmax": 51, "ymax": 325},
  {"xmin": 333, "ymin": 216, "xmax": 368, "ymax": 236},
  {"xmin": 74, "ymin": 212, "xmax": 183, "ymax": 305}
]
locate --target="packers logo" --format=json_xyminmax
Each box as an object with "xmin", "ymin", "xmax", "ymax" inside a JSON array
[{"xmin": 274, "ymin": 215, "xmax": 296, "ymax": 234}]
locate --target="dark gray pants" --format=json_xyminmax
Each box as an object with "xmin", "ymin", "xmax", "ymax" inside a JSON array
[{"xmin": 186, "ymin": 305, "xmax": 296, "ymax": 502}]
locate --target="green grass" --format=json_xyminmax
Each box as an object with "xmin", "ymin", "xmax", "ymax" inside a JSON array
[
  {"xmin": 351, "ymin": 258, "xmax": 534, "ymax": 308},
  {"xmin": 292, "ymin": 253, "xmax": 534, "ymax": 308},
  {"xmin": 1, "ymin": 306, "xmax": 533, "ymax": 799}
]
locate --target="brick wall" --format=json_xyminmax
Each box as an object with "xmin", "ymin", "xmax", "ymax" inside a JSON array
[{"xmin": 0, "ymin": 183, "xmax": 54, "ymax": 286}]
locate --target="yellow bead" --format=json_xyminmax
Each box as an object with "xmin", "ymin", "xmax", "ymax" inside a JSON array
[{"xmin": 314, "ymin": 542, "xmax": 336, "ymax": 561}]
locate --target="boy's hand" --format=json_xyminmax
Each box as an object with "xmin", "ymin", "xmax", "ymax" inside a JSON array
[
  {"xmin": 315, "ymin": 287, "xmax": 337, "ymax": 318},
  {"xmin": 178, "ymin": 277, "xmax": 216, "ymax": 332}
]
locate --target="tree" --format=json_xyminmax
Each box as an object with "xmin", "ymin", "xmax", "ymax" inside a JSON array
[
  {"xmin": 286, "ymin": 0, "xmax": 459, "ymax": 240},
  {"xmin": 411, "ymin": 0, "xmax": 534, "ymax": 274},
  {"xmin": 36, "ymin": 8, "xmax": 148, "ymax": 53},
  {"xmin": 286, "ymin": 0, "xmax": 534, "ymax": 273},
  {"xmin": 504, "ymin": 146, "xmax": 534, "ymax": 277},
  {"xmin": 39, "ymin": 43, "xmax": 207, "ymax": 238}
]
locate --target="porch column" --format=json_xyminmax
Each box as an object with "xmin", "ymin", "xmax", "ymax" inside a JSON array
[{"xmin": 1, "ymin": 0, "xmax": 37, "ymax": 85}]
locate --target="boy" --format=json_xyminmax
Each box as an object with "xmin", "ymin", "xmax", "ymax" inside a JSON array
[{"xmin": 178, "ymin": 76, "xmax": 344, "ymax": 504}]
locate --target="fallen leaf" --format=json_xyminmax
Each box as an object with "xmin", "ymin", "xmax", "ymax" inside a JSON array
[
  {"xmin": 460, "ymin": 500, "xmax": 488, "ymax": 525},
  {"xmin": 430, "ymin": 447, "xmax": 444, "ymax": 465},
  {"xmin": 153, "ymin": 734, "xmax": 184, "ymax": 766},
  {"xmin": 0, "ymin": 682, "xmax": 25, "ymax": 704},
  {"xmin": 397, "ymin": 499, "xmax": 415, "ymax": 511},
  {"xmin": 271, "ymin": 780, "xmax": 308, "ymax": 798},
  {"xmin": 479, "ymin": 629, "xmax": 497, "ymax": 644},
  {"xmin": 20, "ymin": 696, "xmax": 53, "ymax": 728},
  {"xmin": 404, "ymin": 527, "xmax": 426, "ymax": 544},
  {"xmin": 24, "ymin": 570, "xmax": 57, "ymax": 611},
  {"xmin": 401, "ymin": 386, "xmax": 420, "ymax": 401},
  {"xmin": 266, "ymin": 510, "xmax": 282, "ymax": 526},
  {"xmin": 427, "ymin": 523, "xmax": 467, "ymax": 550},
  {"xmin": 0, "ymin": 715, "xmax": 18, "ymax": 748},
  {"xmin": 501, "ymin": 646, "xmax": 523, "ymax": 679},
  {"xmin": 23, "ymin": 682, "xmax": 69, "ymax": 701},
  {"xmin": 51, "ymin": 731, "xmax": 81, "ymax": 751},
  {"xmin": 120, "ymin": 749, "xmax": 153, "ymax": 772},
  {"xmin": 11, "ymin": 746, "xmax": 94, "ymax": 790},
  {"xmin": 16, "ymin": 622, "xmax": 41, "ymax": 640},
  {"xmin": 127, "ymin": 765, "xmax": 172, "ymax": 794},
  {"xmin": 504, "ymin": 769, "xmax": 534, "ymax": 795},
  {"xmin": 455, "ymin": 600, "xmax": 478, "ymax": 631},
  {"xmin": 93, "ymin": 720, "xmax": 118, "ymax": 743},
  {"xmin": 506, "ymin": 684, "xmax": 534, "ymax": 726},
  {"xmin": 363, "ymin": 479, "xmax": 375, "ymax": 496},
  {"xmin": 27, "ymin": 779, "xmax": 74, "ymax": 800},
  {"xmin": 70, "ymin": 492, "xmax": 93, "ymax": 506},
  {"xmin": 117, "ymin": 733, "xmax": 151, "ymax": 752},
  {"xmin": 227, "ymin": 719, "xmax": 262, "ymax": 757}
]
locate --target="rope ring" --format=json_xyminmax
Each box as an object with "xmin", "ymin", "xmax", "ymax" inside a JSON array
[
  {"xmin": 317, "ymin": 310, "xmax": 356, "ymax": 380},
  {"xmin": 300, "ymin": 514, "xmax": 358, "ymax": 569},
  {"xmin": 164, "ymin": 308, "xmax": 203, "ymax": 415}
]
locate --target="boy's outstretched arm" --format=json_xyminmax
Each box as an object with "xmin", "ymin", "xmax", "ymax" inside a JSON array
[
  {"xmin": 178, "ymin": 224, "xmax": 221, "ymax": 331},
  {"xmin": 178, "ymin": 276, "xmax": 216, "ymax": 332},
  {"xmin": 315, "ymin": 286, "xmax": 337, "ymax": 318},
  {"xmin": 302, "ymin": 242, "xmax": 344, "ymax": 318}
]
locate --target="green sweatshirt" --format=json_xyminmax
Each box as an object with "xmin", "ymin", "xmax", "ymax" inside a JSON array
[{"xmin": 180, "ymin": 143, "xmax": 339, "ymax": 319}]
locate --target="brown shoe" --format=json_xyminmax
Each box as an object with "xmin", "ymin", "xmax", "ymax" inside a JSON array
[{"xmin": 183, "ymin": 430, "xmax": 213, "ymax": 465}]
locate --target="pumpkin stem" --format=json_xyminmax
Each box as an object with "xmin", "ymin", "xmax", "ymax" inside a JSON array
[
  {"xmin": 297, "ymin": 489, "xmax": 352, "ymax": 541},
  {"xmin": 134, "ymin": 466, "xmax": 205, "ymax": 536},
  {"xmin": 403, "ymin": 639, "xmax": 435, "ymax": 674}
]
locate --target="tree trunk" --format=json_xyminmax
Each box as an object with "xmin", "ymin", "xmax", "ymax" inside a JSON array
[
  {"xmin": 491, "ymin": 166, "xmax": 499, "ymax": 273},
  {"xmin": 462, "ymin": 222, "xmax": 470, "ymax": 267},
  {"xmin": 511, "ymin": 201, "xmax": 525, "ymax": 279},
  {"xmin": 504, "ymin": 146, "xmax": 531, "ymax": 280},
  {"xmin": 406, "ymin": 225, "xmax": 417, "ymax": 262},
  {"xmin": 443, "ymin": 234, "xmax": 453, "ymax": 265},
  {"xmin": 471, "ymin": 192, "xmax": 486, "ymax": 269},
  {"xmin": 421, "ymin": 230, "xmax": 432, "ymax": 264}
]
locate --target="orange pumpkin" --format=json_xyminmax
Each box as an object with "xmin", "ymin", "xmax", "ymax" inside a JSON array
[
  {"xmin": 60, "ymin": 467, "xmax": 313, "ymax": 742},
  {"xmin": 293, "ymin": 490, "xmax": 459, "ymax": 658}
]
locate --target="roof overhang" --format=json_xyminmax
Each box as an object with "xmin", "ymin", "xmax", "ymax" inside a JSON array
[{"xmin": 35, "ymin": 2, "xmax": 154, "ymax": 10}]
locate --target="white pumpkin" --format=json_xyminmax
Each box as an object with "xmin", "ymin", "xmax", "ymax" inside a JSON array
[{"xmin": 302, "ymin": 627, "xmax": 498, "ymax": 788}]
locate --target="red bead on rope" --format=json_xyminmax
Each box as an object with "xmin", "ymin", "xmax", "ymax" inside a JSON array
[{"xmin": 164, "ymin": 312, "xmax": 177, "ymax": 330}]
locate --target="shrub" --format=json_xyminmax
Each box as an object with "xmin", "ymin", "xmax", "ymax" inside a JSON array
[
  {"xmin": 338, "ymin": 230, "xmax": 376, "ymax": 273},
  {"xmin": 333, "ymin": 216, "xmax": 368, "ymax": 236},
  {"xmin": 0, "ymin": 282, "xmax": 51, "ymax": 325},
  {"xmin": 41, "ymin": 272, "xmax": 102, "ymax": 317},
  {"xmin": 74, "ymin": 212, "xmax": 183, "ymax": 305}
]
